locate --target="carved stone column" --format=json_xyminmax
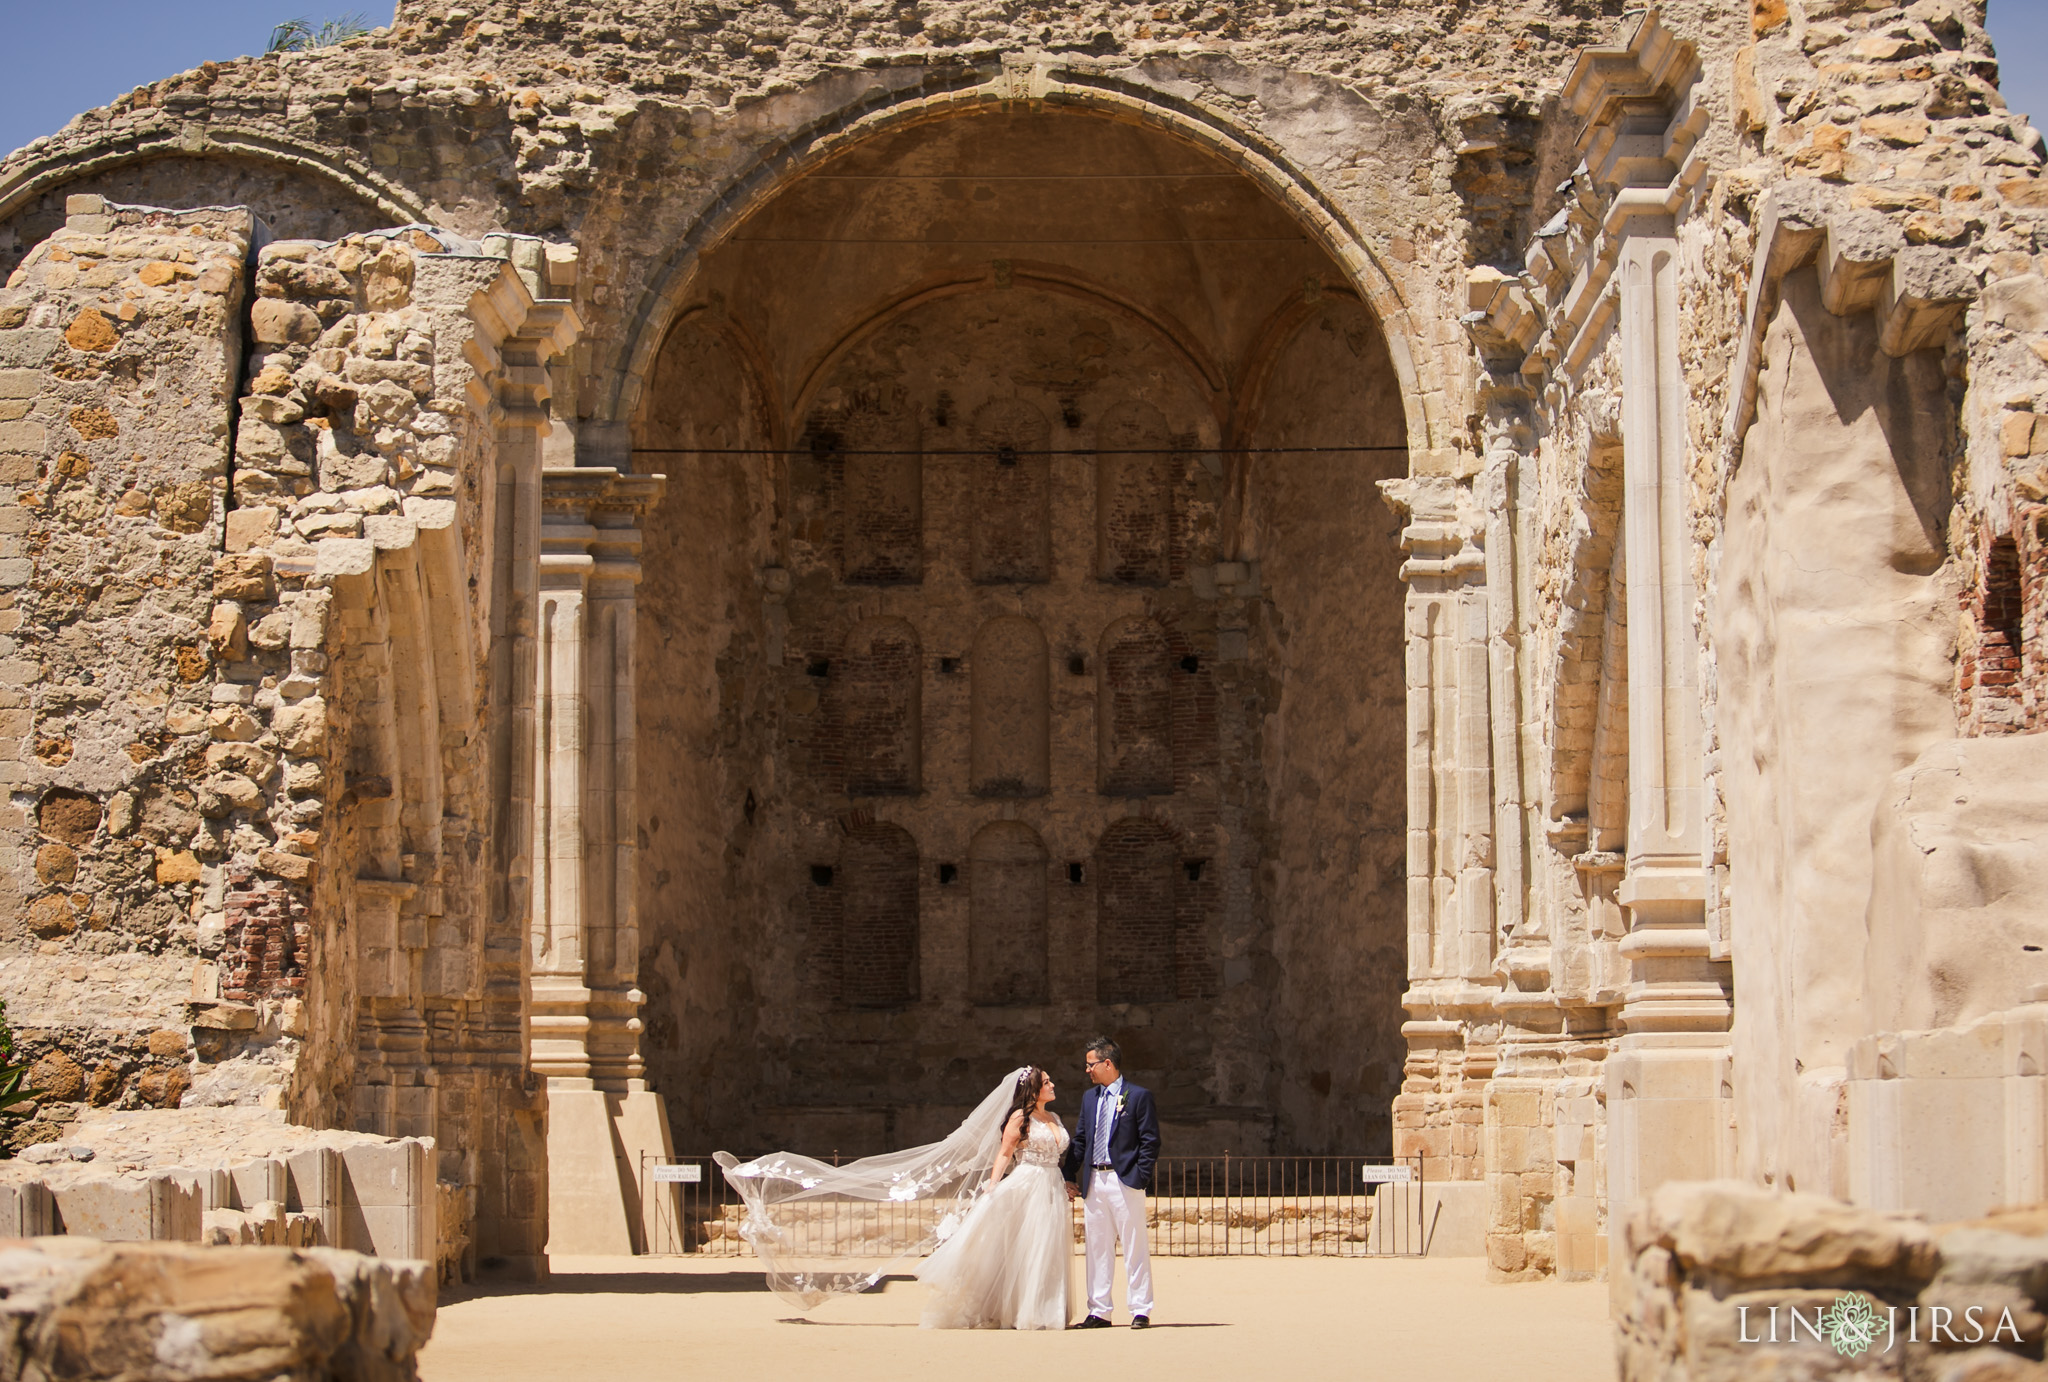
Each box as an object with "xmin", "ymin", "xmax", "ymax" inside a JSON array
[
  {"xmin": 1382, "ymin": 475, "xmax": 1500, "ymax": 1191},
  {"xmin": 1567, "ymin": 22, "xmax": 1735, "ymax": 1225},
  {"xmin": 531, "ymin": 466, "xmax": 670, "ymax": 1255}
]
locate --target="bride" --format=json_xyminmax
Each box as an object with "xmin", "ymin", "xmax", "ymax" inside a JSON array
[
  {"xmin": 715, "ymin": 1066, "xmax": 1076, "ymax": 1329},
  {"xmin": 916, "ymin": 1066, "xmax": 1074, "ymax": 1329}
]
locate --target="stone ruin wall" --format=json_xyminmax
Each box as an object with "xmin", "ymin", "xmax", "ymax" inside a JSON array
[
  {"xmin": 0, "ymin": 0, "xmax": 1669, "ymax": 1180},
  {"xmin": 1456, "ymin": 0, "xmax": 2048, "ymax": 1282},
  {"xmin": 1, "ymin": 0, "xmax": 2047, "ymax": 1296},
  {"xmin": 0, "ymin": 194, "xmax": 583, "ymax": 1280}
]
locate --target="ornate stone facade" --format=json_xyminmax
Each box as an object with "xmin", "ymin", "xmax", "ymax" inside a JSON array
[{"xmin": 1, "ymin": 0, "xmax": 2045, "ymax": 1293}]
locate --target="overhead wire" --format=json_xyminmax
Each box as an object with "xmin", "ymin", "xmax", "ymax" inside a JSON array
[{"xmin": 627, "ymin": 445, "xmax": 1410, "ymax": 456}]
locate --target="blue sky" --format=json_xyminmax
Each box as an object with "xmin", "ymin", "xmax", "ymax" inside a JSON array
[{"xmin": 0, "ymin": 2, "xmax": 2044, "ymax": 171}]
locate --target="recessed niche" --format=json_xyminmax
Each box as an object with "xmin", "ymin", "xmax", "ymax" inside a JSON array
[
  {"xmin": 832, "ymin": 617, "xmax": 922, "ymax": 795},
  {"xmin": 1096, "ymin": 817, "xmax": 1178, "ymax": 1004},
  {"xmin": 969, "ymin": 398, "xmax": 1051, "ymax": 583},
  {"xmin": 839, "ymin": 821, "xmax": 919, "ymax": 1008},
  {"xmin": 970, "ymin": 616, "xmax": 1049, "ymax": 798},
  {"xmin": 838, "ymin": 398, "xmax": 923, "ymax": 584},
  {"xmin": 1098, "ymin": 615, "xmax": 1173, "ymax": 797},
  {"xmin": 969, "ymin": 821, "xmax": 1049, "ymax": 1005},
  {"xmin": 1095, "ymin": 400, "xmax": 1173, "ymax": 586}
]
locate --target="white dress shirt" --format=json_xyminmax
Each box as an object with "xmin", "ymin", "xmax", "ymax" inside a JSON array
[{"xmin": 1090, "ymin": 1077, "xmax": 1125, "ymax": 1165}]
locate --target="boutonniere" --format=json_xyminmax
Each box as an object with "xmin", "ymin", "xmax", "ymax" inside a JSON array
[{"xmin": 1116, "ymin": 1093, "xmax": 1127, "ymax": 1114}]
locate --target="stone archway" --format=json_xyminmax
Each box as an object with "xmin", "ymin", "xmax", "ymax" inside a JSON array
[
  {"xmin": 0, "ymin": 138, "xmax": 428, "ymax": 278},
  {"xmin": 629, "ymin": 105, "xmax": 1411, "ymax": 1158},
  {"xmin": 595, "ymin": 69, "xmax": 1449, "ymax": 474}
]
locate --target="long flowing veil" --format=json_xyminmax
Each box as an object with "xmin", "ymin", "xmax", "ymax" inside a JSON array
[{"xmin": 715, "ymin": 1069, "xmax": 1028, "ymax": 1309}]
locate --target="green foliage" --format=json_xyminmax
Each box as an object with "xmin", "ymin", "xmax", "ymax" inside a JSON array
[
  {"xmin": 266, "ymin": 13, "xmax": 374, "ymax": 52},
  {"xmin": 0, "ymin": 1000, "xmax": 34, "ymax": 1120}
]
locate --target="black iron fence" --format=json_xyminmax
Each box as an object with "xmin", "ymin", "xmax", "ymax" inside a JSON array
[{"xmin": 640, "ymin": 1152, "xmax": 1425, "ymax": 1258}]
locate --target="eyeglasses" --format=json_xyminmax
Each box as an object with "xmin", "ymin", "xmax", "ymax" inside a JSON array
[{"xmin": 1083, "ymin": 1058, "xmax": 1108, "ymax": 1070}]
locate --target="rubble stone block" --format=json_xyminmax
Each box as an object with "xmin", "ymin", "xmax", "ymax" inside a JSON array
[{"xmin": 0, "ymin": 1239, "xmax": 435, "ymax": 1381}]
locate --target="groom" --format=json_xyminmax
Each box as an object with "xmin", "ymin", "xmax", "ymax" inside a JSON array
[{"xmin": 1062, "ymin": 1036, "xmax": 1160, "ymax": 1329}]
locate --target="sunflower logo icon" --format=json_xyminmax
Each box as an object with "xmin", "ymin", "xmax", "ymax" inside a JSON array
[{"xmin": 1819, "ymin": 1293, "xmax": 1883, "ymax": 1358}]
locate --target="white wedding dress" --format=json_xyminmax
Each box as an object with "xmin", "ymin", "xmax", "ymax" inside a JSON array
[
  {"xmin": 916, "ymin": 1115, "xmax": 1077, "ymax": 1330},
  {"xmin": 717, "ymin": 1069, "xmax": 1071, "ymax": 1315}
]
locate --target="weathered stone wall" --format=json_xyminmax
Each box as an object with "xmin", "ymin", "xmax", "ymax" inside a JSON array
[
  {"xmin": 1717, "ymin": 272, "xmax": 1958, "ymax": 1200},
  {"xmin": 1454, "ymin": 0, "xmax": 2048, "ymax": 1276},
  {"xmin": 1613, "ymin": 1181, "xmax": 2048, "ymax": 1381},
  {"xmin": 0, "ymin": 0, "xmax": 1729, "ymax": 1185},
  {"xmin": 0, "ymin": 201, "xmax": 252, "ymax": 1140},
  {"xmin": 0, "ymin": 196, "xmax": 575, "ymax": 1277},
  {"xmin": 210, "ymin": 226, "xmax": 565, "ymax": 1275},
  {"xmin": 5, "ymin": 0, "xmax": 2048, "ymax": 1287}
]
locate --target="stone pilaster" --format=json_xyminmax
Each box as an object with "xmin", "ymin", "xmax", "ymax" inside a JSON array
[
  {"xmin": 1382, "ymin": 475, "xmax": 1499, "ymax": 1192},
  {"xmin": 1555, "ymin": 18, "xmax": 1736, "ymax": 1235},
  {"xmin": 531, "ymin": 466, "xmax": 670, "ymax": 1256}
]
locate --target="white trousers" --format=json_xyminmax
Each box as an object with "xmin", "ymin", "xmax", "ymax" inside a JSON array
[{"xmin": 1083, "ymin": 1169, "xmax": 1154, "ymax": 1318}]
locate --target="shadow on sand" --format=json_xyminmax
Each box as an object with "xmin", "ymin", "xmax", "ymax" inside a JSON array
[{"xmin": 443, "ymin": 1271, "xmax": 773, "ymax": 1302}]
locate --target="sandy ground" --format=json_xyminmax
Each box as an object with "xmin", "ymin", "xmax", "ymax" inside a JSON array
[{"xmin": 421, "ymin": 1255, "xmax": 1618, "ymax": 1382}]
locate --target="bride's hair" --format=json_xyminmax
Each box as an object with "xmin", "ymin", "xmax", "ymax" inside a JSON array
[{"xmin": 1003, "ymin": 1066, "xmax": 1047, "ymax": 1140}]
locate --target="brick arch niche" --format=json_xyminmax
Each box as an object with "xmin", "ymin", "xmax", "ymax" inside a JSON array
[
  {"xmin": 632, "ymin": 106, "xmax": 1410, "ymax": 1158},
  {"xmin": 1095, "ymin": 400, "xmax": 1175, "ymax": 586},
  {"xmin": 829, "ymin": 617, "xmax": 922, "ymax": 796},
  {"xmin": 968, "ymin": 399, "xmax": 1052, "ymax": 584},
  {"xmin": 838, "ymin": 820, "xmax": 920, "ymax": 1007},
  {"xmin": 969, "ymin": 821, "xmax": 1049, "ymax": 1006},
  {"xmin": 1098, "ymin": 616, "xmax": 1174, "ymax": 797},
  {"xmin": 970, "ymin": 616, "xmax": 1049, "ymax": 798},
  {"xmin": 1095, "ymin": 817, "xmax": 1179, "ymax": 1004}
]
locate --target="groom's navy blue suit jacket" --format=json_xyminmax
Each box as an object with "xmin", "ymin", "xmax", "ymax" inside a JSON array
[{"xmin": 1061, "ymin": 1080, "xmax": 1161, "ymax": 1191}]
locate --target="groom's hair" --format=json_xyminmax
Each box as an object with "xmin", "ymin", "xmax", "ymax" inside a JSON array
[{"xmin": 1085, "ymin": 1036, "xmax": 1121, "ymax": 1070}]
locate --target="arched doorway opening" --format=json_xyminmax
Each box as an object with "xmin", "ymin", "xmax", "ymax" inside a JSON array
[{"xmin": 629, "ymin": 108, "xmax": 1409, "ymax": 1157}]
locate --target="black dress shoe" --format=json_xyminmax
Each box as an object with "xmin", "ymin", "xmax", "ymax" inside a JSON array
[
  {"xmin": 1076, "ymin": 1315, "xmax": 1112, "ymax": 1329},
  {"xmin": 1131, "ymin": 1315, "xmax": 1151, "ymax": 1329}
]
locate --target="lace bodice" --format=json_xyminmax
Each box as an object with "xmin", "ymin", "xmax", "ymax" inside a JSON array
[{"xmin": 1015, "ymin": 1116, "xmax": 1069, "ymax": 1168}]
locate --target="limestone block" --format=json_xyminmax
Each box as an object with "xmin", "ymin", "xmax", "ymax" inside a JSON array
[
  {"xmin": 544, "ymin": 1089, "xmax": 634, "ymax": 1256},
  {"xmin": 1555, "ymin": 1196, "xmax": 1601, "ymax": 1281},
  {"xmin": 0, "ymin": 1181, "xmax": 55, "ymax": 1237},
  {"xmin": 339, "ymin": 1138, "xmax": 435, "ymax": 1260},
  {"xmin": 229, "ymin": 1157, "xmax": 288, "ymax": 1211},
  {"xmin": 287, "ymin": 1145, "xmax": 344, "ymax": 1249},
  {"xmin": 1375, "ymin": 1180, "xmax": 1484, "ymax": 1257},
  {"xmin": 54, "ymin": 1174, "xmax": 203, "ymax": 1242},
  {"xmin": 1849, "ymin": 1064, "xmax": 2010, "ymax": 1223},
  {"xmin": 0, "ymin": 329, "xmax": 61, "ymax": 368},
  {"xmin": 249, "ymin": 298, "xmax": 321, "ymax": 345},
  {"xmin": 1642, "ymin": 1179, "xmax": 1940, "ymax": 1288}
]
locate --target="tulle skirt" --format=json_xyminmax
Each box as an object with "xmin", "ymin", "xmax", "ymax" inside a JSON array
[{"xmin": 916, "ymin": 1163, "xmax": 1077, "ymax": 1330}]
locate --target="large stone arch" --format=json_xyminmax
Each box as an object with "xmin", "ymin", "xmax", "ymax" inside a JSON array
[
  {"xmin": 785, "ymin": 266, "xmax": 1231, "ymax": 432},
  {"xmin": 602, "ymin": 68, "xmax": 1443, "ymax": 471},
  {"xmin": 628, "ymin": 73, "xmax": 1418, "ymax": 1158},
  {"xmin": 0, "ymin": 129, "xmax": 428, "ymax": 275}
]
